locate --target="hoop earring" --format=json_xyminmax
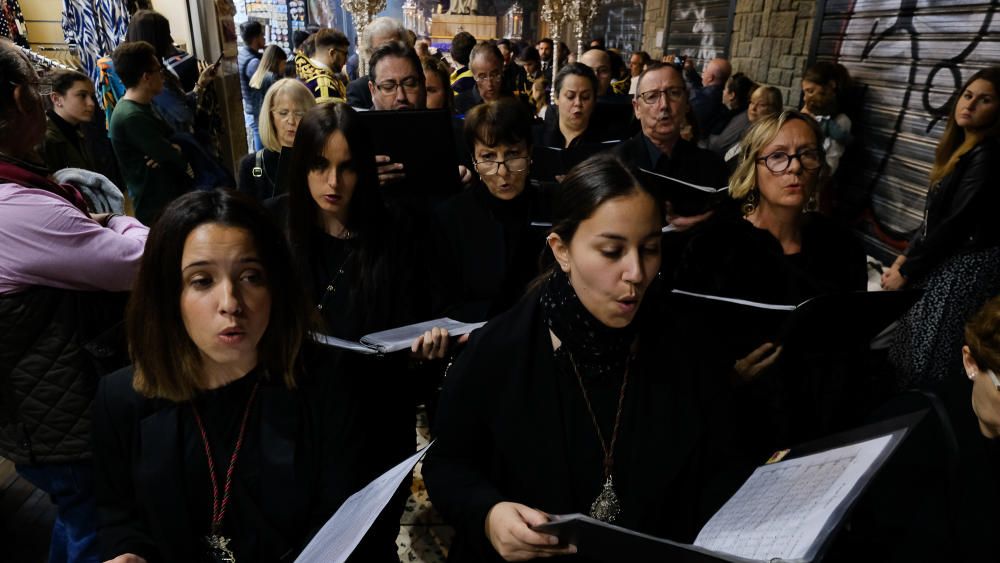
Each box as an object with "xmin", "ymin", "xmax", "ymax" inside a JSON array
[{"xmin": 741, "ymin": 188, "xmax": 759, "ymax": 216}]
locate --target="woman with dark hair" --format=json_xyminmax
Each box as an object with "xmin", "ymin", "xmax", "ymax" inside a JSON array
[
  {"xmin": 884, "ymin": 67, "xmax": 1000, "ymax": 389},
  {"xmin": 704, "ymin": 72, "xmax": 757, "ymax": 157},
  {"xmin": 92, "ymin": 189, "xmax": 373, "ymax": 563},
  {"xmin": 424, "ymin": 153, "xmax": 714, "ymax": 561},
  {"xmin": 535, "ymin": 62, "xmax": 603, "ymax": 149},
  {"xmin": 434, "ymin": 98, "xmax": 549, "ymax": 322},
  {"xmin": 277, "ymin": 102, "xmax": 449, "ymax": 559},
  {"xmin": 800, "ymin": 61, "xmax": 852, "ymax": 174},
  {"xmin": 42, "ymin": 69, "xmax": 98, "ymax": 172}
]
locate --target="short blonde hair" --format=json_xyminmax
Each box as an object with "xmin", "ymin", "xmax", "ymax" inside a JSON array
[
  {"xmin": 729, "ymin": 110, "xmax": 828, "ymax": 203},
  {"xmin": 258, "ymin": 78, "xmax": 316, "ymax": 152}
]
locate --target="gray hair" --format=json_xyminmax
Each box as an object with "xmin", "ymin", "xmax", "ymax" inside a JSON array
[{"xmin": 364, "ymin": 17, "xmax": 406, "ymax": 51}]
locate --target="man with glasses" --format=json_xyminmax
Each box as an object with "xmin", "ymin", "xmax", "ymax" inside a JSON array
[
  {"xmin": 456, "ymin": 42, "xmax": 512, "ymax": 115},
  {"xmin": 615, "ymin": 62, "xmax": 727, "ymax": 235},
  {"xmin": 347, "ymin": 17, "xmax": 408, "ymax": 109},
  {"xmin": 298, "ymin": 28, "xmax": 350, "ymax": 103},
  {"xmin": 109, "ymin": 41, "xmax": 194, "ymax": 225}
]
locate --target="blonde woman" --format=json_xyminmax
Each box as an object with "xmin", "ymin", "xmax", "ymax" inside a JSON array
[
  {"xmin": 237, "ymin": 78, "xmax": 316, "ymax": 200},
  {"xmin": 247, "ymin": 45, "xmax": 288, "ymax": 132}
]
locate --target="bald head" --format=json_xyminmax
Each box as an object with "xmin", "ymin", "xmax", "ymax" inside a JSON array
[
  {"xmin": 580, "ymin": 48, "xmax": 612, "ymax": 96},
  {"xmin": 701, "ymin": 58, "xmax": 731, "ymax": 88}
]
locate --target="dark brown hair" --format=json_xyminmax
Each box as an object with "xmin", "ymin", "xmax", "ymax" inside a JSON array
[
  {"xmin": 113, "ymin": 41, "xmax": 158, "ymax": 89},
  {"xmin": 463, "ymin": 97, "xmax": 532, "ymax": 154},
  {"xmin": 965, "ymin": 295, "xmax": 1000, "ymax": 374},
  {"xmin": 50, "ymin": 69, "xmax": 92, "ymax": 95},
  {"xmin": 126, "ymin": 10, "xmax": 174, "ymax": 59},
  {"xmin": 128, "ymin": 190, "xmax": 309, "ymax": 402},
  {"xmin": 930, "ymin": 67, "xmax": 1000, "ymax": 186}
]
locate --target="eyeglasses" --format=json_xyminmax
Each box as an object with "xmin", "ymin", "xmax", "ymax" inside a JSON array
[
  {"xmin": 637, "ymin": 88, "xmax": 685, "ymax": 105},
  {"xmin": 374, "ymin": 76, "xmax": 422, "ymax": 94},
  {"xmin": 473, "ymin": 157, "xmax": 529, "ymax": 175},
  {"xmin": 272, "ymin": 109, "xmax": 306, "ymax": 121},
  {"xmin": 756, "ymin": 149, "xmax": 824, "ymax": 173},
  {"xmin": 474, "ymin": 71, "xmax": 503, "ymax": 84}
]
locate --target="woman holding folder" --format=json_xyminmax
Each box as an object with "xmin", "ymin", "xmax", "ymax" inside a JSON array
[
  {"xmin": 275, "ymin": 102, "xmax": 451, "ymax": 557},
  {"xmin": 92, "ymin": 190, "xmax": 374, "ymax": 562},
  {"xmin": 424, "ymin": 154, "xmax": 716, "ymax": 561}
]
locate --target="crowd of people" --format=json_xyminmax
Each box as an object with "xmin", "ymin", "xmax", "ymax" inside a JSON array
[{"xmin": 4, "ymin": 8, "xmax": 1000, "ymax": 563}]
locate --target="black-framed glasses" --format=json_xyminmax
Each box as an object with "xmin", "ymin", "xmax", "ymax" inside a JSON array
[
  {"xmin": 756, "ymin": 149, "xmax": 824, "ymax": 173},
  {"xmin": 637, "ymin": 87, "xmax": 685, "ymax": 105},
  {"xmin": 473, "ymin": 157, "xmax": 529, "ymax": 175},
  {"xmin": 374, "ymin": 76, "xmax": 422, "ymax": 94},
  {"xmin": 474, "ymin": 71, "xmax": 503, "ymax": 84}
]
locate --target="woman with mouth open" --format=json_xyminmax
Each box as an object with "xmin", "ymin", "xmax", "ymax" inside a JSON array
[
  {"xmin": 424, "ymin": 153, "xmax": 717, "ymax": 562},
  {"xmin": 92, "ymin": 190, "xmax": 378, "ymax": 562},
  {"xmin": 433, "ymin": 98, "xmax": 551, "ymax": 323}
]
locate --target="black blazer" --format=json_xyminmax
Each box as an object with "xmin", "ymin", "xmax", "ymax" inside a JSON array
[
  {"xmin": 901, "ymin": 137, "xmax": 1000, "ymax": 282},
  {"xmin": 93, "ymin": 345, "xmax": 386, "ymax": 562},
  {"xmin": 422, "ymin": 289, "xmax": 721, "ymax": 562},
  {"xmin": 347, "ymin": 75, "xmax": 373, "ymax": 109}
]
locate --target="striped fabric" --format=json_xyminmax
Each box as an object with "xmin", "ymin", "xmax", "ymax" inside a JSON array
[{"xmin": 62, "ymin": 0, "xmax": 129, "ymax": 101}]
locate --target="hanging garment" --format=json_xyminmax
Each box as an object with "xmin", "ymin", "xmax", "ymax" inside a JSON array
[
  {"xmin": 0, "ymin": 0, "xmax": 29, "ymax": 47},
  {"xmin": 62, "ymin": 0, "xmax": 129, "ymax": 87}
]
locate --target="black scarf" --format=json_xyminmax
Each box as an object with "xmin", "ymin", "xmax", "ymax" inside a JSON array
[{"xmin": 540, "ymin": 268, "xmax": 638, "ymax": 379}]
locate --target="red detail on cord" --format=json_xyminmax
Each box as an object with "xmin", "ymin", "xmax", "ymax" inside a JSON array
[{"xmin": 191, "ymin": 379, "xmax": 260, "ymax": 535}]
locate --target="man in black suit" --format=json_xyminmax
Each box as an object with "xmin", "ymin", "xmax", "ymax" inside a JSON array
[{"xmin": 346, "ymin": 17, "xmax": 408, "ymax": 109}]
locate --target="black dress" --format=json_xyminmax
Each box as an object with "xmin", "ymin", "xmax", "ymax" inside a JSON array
[
  {"xmin": 422, "ymin": 287, "xmax": 725, "ymax": 562},
  {"xmin": 93, "ymin": 345, "xmax": 373, "ymax": 562},
  {"xmin": 433, "ymin": 182, "xmax": 550, "ymax": 322}
]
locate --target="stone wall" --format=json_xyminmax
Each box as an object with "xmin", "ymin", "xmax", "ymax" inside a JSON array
[
  {"xmin": 728, "ymin": 0, "xmax": 817, "ymax": 108},
  {"xmin": 640, "ymin": 0, "xmax": 669, "ymax": 58}
]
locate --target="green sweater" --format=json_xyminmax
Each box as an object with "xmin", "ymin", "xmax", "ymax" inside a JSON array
[{"xmin": 109, "ymin": 99, "xmax": 191, "ymax": 224}]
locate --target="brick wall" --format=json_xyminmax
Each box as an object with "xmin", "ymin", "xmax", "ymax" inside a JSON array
[
  {"xmin": 729, "ymin": 0, "xmax": 816, "ymax": 108},
  {"xmin": 641, "ymin": 0, "xmax": 668, "ymax": 58}
]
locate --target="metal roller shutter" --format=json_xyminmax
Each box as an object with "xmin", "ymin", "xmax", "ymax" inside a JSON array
[
  {"xmin": 592, "ymin": 1, "xmax": 646, "ymax": 54},
  {"xmin": 665, "ymin": 0, "xmax": 736, "ymax": 69},
  {"xmin": 814, "ymin": 0, "xmax": 1000, "ymax": 258}
]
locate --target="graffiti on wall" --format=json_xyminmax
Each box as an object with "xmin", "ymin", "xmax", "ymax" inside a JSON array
[
  {"xmin": 819, "ymin": 0, "xmax": 1000, "ymax": 246},
  {"xmin": 677, "ymin": 3, "xmax": 717, "ymax": 60}
]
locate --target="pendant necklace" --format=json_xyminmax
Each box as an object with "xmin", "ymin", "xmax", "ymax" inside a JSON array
[
  {"xmin": 190, "ymin": 379, "xmax": 261, "ymax": 563},
  {"xmin": 316, "ymin": 245, "xmax": 353, "ymax": 312},
  {"xmin": 567, "ymin": 352, "xmax": 631, "ymax": 523}
]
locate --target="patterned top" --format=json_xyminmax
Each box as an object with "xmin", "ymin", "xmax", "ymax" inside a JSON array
[{"xmin": 295, "ymin": 52, "xmax": 347, "ymax": 104}]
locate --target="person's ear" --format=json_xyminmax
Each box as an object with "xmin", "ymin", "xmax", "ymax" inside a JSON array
[
  {"xmin": 49, "ymin": 91, "xmax": 62, "ymax": 107},
  {"xmin": 963, "ymin": 345, "xmax": 980, "ymax": 380},
  {"xmin": 547, "ymin": 233, "xmax": 571, "ymax": 273},
  {"xmin": 12, "ymin": 83, "xmax": 33, "ymax": 116}
]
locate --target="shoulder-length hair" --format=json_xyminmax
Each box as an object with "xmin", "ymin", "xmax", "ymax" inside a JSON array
[
  {"xmin": 250, "ymin": 44, "xmax": 288, "ymax": 90},
  {"xmin": 729, "ymin": 110, "xmax": 828, "ymax": 203},
  {"xmin": 126, "ymin": 10, "xmax": 174, "ymax": 59},
  {"xmin": 930, "ymin": 67, "xmax": 1000, "ymax": 186},
  {"xmin": 421, "ymin": 56, "xmax": 454, "ymax": 114},
  {"xmin": 128, "ymin": 190, "xmax": 309, "ymax": 402},
  {"xmin": 259, "ymin": 78, "xmax": 315, "ymax": 152},
  {"xmin": 286, "ymin": 103, "xmax": 397, "ymax": 332}
]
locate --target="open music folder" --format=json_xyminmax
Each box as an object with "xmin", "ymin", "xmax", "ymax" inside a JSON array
[
  {"xmin": 310, "ymin": 318, "xmax": 485, "ymax": 355},
  {"xmin": 533, "ymin": 415, "xmax": 916, "ymax": 562},
  {"xmin": 638, "ymin": 169, "xmax": 729, "ymax": 216}
]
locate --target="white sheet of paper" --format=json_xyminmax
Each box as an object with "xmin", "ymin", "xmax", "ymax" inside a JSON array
[
  {"xmin": 360, "ymin": 318, "xmax": 486, "ymax": 353},
  {"xmin": 310, "ymin": 332, "xmax": 378, "ymax": 354},
  {"xmin": 693, "ymin": 434, "xmax": 892, "ymax": 561},
  {"xmin": 295, "ymin": 444, "xmax": 432, "ymax": 563},
  {"xmin": 670, "ymin": 289, "xmax": 798, "ymax": 311}
]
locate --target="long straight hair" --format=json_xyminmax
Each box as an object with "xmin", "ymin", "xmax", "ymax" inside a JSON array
[
  {"xmin": 286, "ymin": 103, "xmax": 399, "ymax": 333},
  {"xmin": 250, "ymin": 44, "xmax": 288, "ymax": 89},
  {"xmin": 929, "ymin": 67, "xmax": 1000, "ymax": 187}
]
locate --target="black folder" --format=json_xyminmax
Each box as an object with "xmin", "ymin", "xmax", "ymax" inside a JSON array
[
  {"xmin": 354, "ymin": 109, "xmax": 461, "ymax": 198},
  {"xmin": 530, "ymin": 141, "xmax": 619, "ymax": 181},
  {"xmin": 534, "ymin": 413, "xmax": 919, "ymax": 563},
  {"xmin": 667, "ymin": 289, "xmax": 923, "ymax": 360},
  {"xmin": 639, "ymin": 168, "xmax": 729, "ymax": 216}
]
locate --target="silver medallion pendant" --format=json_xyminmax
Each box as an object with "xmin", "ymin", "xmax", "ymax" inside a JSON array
[
  {"xmin": 589, "ymin": 475, "xmax": 622, "ymax": 523},
  {"xmin": 205, "ymin": 534, "xmax": 236, "ymax": 563}
]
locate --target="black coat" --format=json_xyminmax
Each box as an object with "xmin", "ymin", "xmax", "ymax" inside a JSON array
[
  {"xmin": 236, "ymin": 147, "xmax": 291, "ymax": 201},
  {"xmin": 347, "ymin": 75, "xmax": 373, "ymax": 109},
  {"xmin": 613, "ymin": 133, "xmax": 727, "ymax": 190},
  {"xmin": 901, "ymin": 137, "xmax": 1000, "ymax": 282},
  {"xmin": 92, "ymin": 344, "xmax": 386, "ymax": 562},
  {"xmin": 422, "ymin": 289, "xmax": 724, "ymax": 562},
  {"xmin": 433, "ymin": 182, "xmax": 550, "ymax": 322}
]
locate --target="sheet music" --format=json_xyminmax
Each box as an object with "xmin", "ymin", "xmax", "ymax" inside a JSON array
[
  {"xmin": 670, "ymin": 289, "xmax": 798, "ymax": 311},
  {"xmin": 638, "ymin": 168, "xmax": 729, "ymax": 193},
  {"xmin": 295, "ymin": 444, "xmax": 432, "ymax": 563},
  {"xmin": 694, "ymin": 435, "xmax": 893, "ymax": 561},
  {"xmin": 360, "ymin": 318, "xmax": 486, "ymax": 353}
]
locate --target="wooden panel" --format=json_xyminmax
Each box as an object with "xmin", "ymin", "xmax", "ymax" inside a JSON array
[
  {"xmin": 816, "ymin": 0, "xmax": 999, "ymax": 254},
  {"xmin": 431, "ymin": 15, "xmax": 497, "ymax": 40},
  {"xmin": 20, "ymin": 0, "xmax": 61, "ymax": 21}
]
